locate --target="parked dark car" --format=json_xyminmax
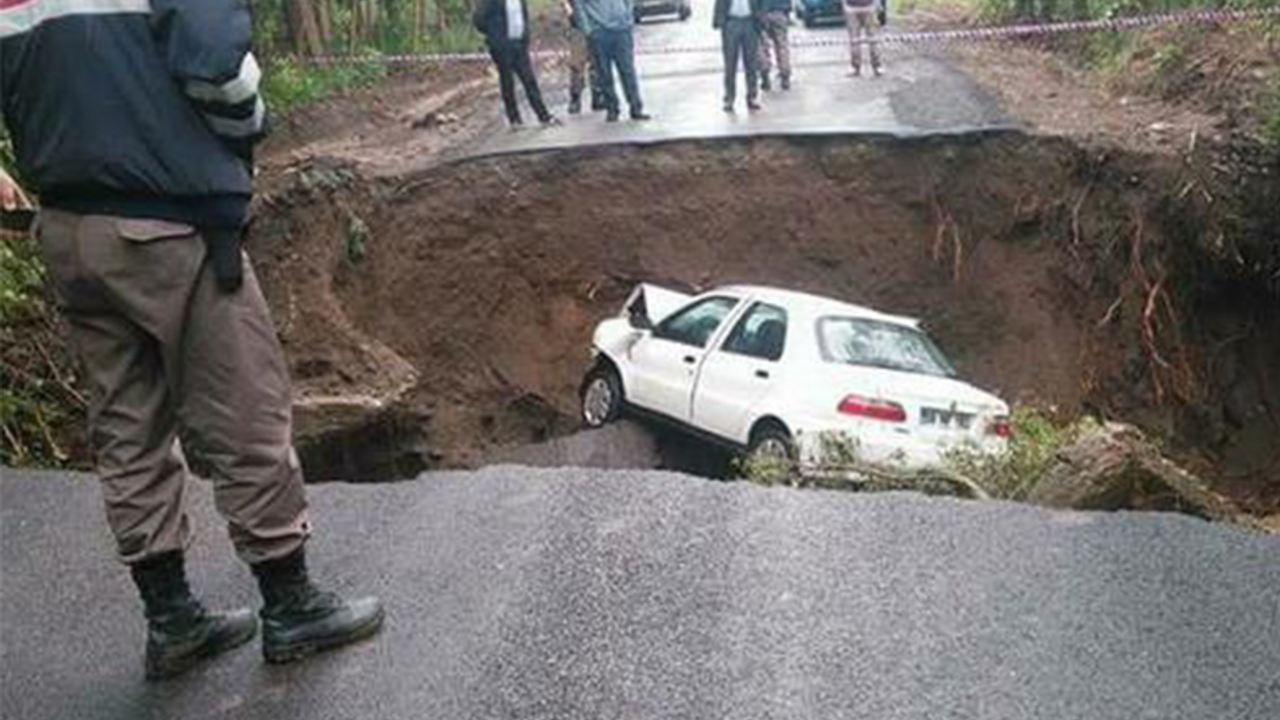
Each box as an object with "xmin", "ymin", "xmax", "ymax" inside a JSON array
[
  {"xmin": 797, "ymin": 0, "xmax": 844, "ymax": 27},
  {"xmin": 635, "ymin": 0, "xmax": 693, "ymax": 22}
]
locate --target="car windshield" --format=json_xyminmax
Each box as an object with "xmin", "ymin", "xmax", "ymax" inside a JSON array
[{"xmin": 818, "ymin": 317, "xmax": 957, "ymax": 378}]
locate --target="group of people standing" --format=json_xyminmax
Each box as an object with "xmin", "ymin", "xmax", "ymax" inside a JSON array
[
  {"xmin": 475, "ymin": 0, "xmax": 887, "ymax": 127},
  {"xmin": 474, "ymin": 0, "xmax": 650, "ymax": 127},
  {"xmin": 713, "ymin": 0, "xmax": 887, "ymax": 111}
]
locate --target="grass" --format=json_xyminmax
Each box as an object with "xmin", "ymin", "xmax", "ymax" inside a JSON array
[
  {"xmin": 944, "ymin": 405, "xmax": 1099, "ymax": 500},
  {"xmin": 736, "ymin": 405, "xmax": 1100, "ymax": 502},
  {"xmin": 261, "ymin": 56, "xmax": 392, "ymax": 118},
  {"xmin": 1263, "ymin": 75, "xmax": 1280, "ymax": 150}
]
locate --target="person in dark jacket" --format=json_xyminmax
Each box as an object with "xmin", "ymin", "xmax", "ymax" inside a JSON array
[
  {"xmin": 713, "ymin": 0, "xmax": 766, "ymax": 112},
  {"xmin": 0, "ymin": 0, "xmax": 383, "ymax": 680},
  {"xmin": 474, "ymin": 0, "xmax": 559, "ymax": 127}
]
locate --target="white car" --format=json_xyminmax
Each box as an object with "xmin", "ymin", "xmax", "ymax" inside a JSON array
[{"xmin": 580, "ymin": 284, "xmax": 1011, "ymax": 470}]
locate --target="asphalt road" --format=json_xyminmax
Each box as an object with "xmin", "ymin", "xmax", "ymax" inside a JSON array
[
  {"xmin": 467, "ymin": 8, "xmax": 1014, "ymax": 159},
  {"xmin": 2, "ymin": 466, "xmax": 1278, "ymax": 720}
]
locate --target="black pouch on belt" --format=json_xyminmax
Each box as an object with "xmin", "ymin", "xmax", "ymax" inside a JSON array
[{"xmin": 202, "ymin": 227, "xmax": 245, "ymax": 293}]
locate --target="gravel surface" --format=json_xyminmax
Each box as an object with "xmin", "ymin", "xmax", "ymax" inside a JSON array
[{"xmin": 2, "ymin": 466, "xmax": 1278, "ymax": 720}]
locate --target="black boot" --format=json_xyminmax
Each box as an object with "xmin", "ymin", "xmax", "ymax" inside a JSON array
[
  {"xmin": 131, "ymin": 552, "xmax": 258, "ymax": 681},
  {"xmin": 569, "ymin": 92, "xmax": 582, "ymax": 115},
  {"xmin": 253, "ymin": 548, "xmax": 384, "ymax": 664}
]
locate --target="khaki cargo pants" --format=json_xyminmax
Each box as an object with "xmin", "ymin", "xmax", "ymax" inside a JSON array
[
  {"xmin": 843, "ymin": 4, "xmax": 881, "ymax": 74},
  {"xmin": 38, "ymin": 211, "xmax": 310, "ymax": 566},
  {"xmin": 757, "ymin": 11, "xmax": 792, "ymax": 81}
]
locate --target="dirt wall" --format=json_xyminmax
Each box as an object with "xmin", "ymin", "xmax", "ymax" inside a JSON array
[{"xmin": 248, "ymin": 133, "xmax": 1280, "ymax": 512}]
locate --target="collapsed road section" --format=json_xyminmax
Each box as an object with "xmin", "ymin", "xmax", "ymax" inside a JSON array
[{"xmin": 249, "ymin": 131, "xmax": 1278, "ymax": 514}]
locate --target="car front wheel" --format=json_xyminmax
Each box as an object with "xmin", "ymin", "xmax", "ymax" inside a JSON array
[{"xmin": 581, "ymin": 365, "xmax": 624, "ymax": 428}]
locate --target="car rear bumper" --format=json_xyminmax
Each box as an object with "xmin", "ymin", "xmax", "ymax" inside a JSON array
[
  {"xmin": 800, "ymin": 0, "xmax": 845, "ymax": 19},
  {"xmin": 636, "ymin": 0, "xmax": 687, "ymax": 14},
  {"xmin": 791, "ymin": 421, "xmax": 1008, "ymax": 472}
]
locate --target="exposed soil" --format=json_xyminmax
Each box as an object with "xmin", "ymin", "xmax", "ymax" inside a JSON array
[{"xmin": 249, "ymin": 130, "xmax": 1279, "ymax": 514}]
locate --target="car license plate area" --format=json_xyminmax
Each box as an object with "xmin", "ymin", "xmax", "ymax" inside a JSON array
[{"xmin": 920, "ymin": 407, "xmax": 976, "ymax": 431}]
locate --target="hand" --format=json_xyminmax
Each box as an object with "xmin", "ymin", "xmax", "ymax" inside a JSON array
[{"xmin": 0, "ymin": 178, "xmax": 17, "ymax": 211}]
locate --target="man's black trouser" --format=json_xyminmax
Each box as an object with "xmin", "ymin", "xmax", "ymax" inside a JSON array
[
  {"xmin": 722, "ymin": 17, "xmax": 760, "ymax": 105},
  {"xmin": 488, "ymin": 39, "xmax": 552, "ymax": 124}
]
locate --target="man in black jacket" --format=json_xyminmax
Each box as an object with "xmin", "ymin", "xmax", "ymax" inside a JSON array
[
  {"xmin": 713, "ymin": 0, "xmax": 766, "ymax": 112},
  {"xmin": 474, "ymin": 0, "xmax": 559, "ymax": 127},
  {"xmin": 1, "ymin": 0, "xmax": 383, "ymax": 680}
]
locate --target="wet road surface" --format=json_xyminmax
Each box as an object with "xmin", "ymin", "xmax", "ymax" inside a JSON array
[
  {"xmin": 3, "ymin": 466, "xmax": 1278, "ymax": 720},
  {"xmin": 464, "ymin": 8, "xmax": 1015, "ymax": 159}
]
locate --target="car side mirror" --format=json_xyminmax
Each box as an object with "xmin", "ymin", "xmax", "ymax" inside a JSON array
[{"xmin": 628, "ymin": 307, "xmax": 653, "ymax": 331}]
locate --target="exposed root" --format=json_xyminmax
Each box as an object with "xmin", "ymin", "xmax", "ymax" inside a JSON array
[
  {"xmin": 1128, "ymin": 216, "xmax": 1202, "ymax": 406},
  {"xmin": 930, "ymin": 190, "xmax": 965, "ymax": 283}
]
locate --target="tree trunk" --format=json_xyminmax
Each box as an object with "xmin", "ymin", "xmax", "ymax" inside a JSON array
[
  {"xmin": 414, "ymin": 0, "xmax": 428, "ymax": 52},
  {"xmin": 436, "ymin": 0, "xmax": 451, "ymax": 34},
  {"xmin": 285, "ymin": 0, "xmax": 328, "ymax": 56}
]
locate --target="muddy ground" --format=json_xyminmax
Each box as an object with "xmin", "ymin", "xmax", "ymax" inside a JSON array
[{"xmin": 250, "ymin": 122, "xmax": 1278, "ymax": 514}]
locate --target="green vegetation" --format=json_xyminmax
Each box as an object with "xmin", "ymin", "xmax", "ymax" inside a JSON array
[
  {"xmin": 1263, "ymin": 75, "xmax": 1280, "ymax": 149},
  {"xmin": 736, "ymin": 407, "xmax": 1099, "ymax": 501},
  {"xmin": 945, "ymin": 406, "xmax": 1099, "ymax": 500},
  {"xmin": 261, "ymin": 56, "xmax": 391, "ymax": 117},
  {"xmin": 0, "ymin": 230, "xmax": 84, "ymax": 468}
]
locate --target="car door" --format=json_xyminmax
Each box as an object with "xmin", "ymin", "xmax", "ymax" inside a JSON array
[
  {"xmin": 627, "ymin": 296, "xmax": 741, "ymax": 422},
  {"xmin": 693, "ymin": 302, "xmax": 789, "ymax": 444}
]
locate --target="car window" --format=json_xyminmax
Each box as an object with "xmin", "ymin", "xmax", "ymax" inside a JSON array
[
  {"xmin": 721, "ymin": 302, "xmax": 788, "ymax": 362},
  {"xmin": 654, "ymin": 296, "xmax": 739, "ymax": 348},
  {"xmin": 818, "ymin": 317, "xmax": 957, "ymax": 378}
]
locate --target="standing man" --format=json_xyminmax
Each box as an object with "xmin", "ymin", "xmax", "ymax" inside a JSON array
[
  {"xmin": 757, "ymin": 0, "xmax": 793, "ymax": 91},
  {"xmin": 0, "ymin": 0, "xmax": 383, "ymax": 680},
  {"xmin": 475, "ymin": 0, "xmax": 560, "ymax": 127},
  {"xmin": 714, "ymin": 0, "xmax": 765, "ymax": 112},
  {"xmin": 562, "ymin": 0, "xmax": 600, "ymax": 114},
  {"xmin": 843, "ymin": 0, "xmax": 882, "ymax": 77},
  {"xmin": 576, "ymin": 0, "xmax": 652, "ymax": 122}
]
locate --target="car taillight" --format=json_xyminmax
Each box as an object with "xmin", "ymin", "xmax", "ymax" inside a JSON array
[
  {"xmin": 988, "ymin": 416, "xmax": 1013, "ymax": 439},
  {"xmin": 838, "ymin": 395, "xmax": 907, "ymax": 423}
]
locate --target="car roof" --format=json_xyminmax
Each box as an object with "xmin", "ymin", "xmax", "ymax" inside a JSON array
[{"xmin": 713, "ymin": 285, "xmax": 920, "ymax": 328}]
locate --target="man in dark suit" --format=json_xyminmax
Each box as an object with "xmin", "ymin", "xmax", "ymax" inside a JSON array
[
  {"xmin": 474, "ymin": 0, "xmax": 560, "ymax": 127},
  {"xmin": 713, "ymin": 0, "xmax": 767, "ymax": 112}
]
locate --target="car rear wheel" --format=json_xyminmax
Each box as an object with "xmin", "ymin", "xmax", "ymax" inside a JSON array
[
  {"xmin": 581, "ymin": 365, "xmax": 624, "ymax": 428},
  {"xmin": 748, "ymin": 425, "xmax": 794, "ymax": 463}
]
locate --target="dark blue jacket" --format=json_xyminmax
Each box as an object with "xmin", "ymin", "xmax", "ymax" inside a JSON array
[
  {"xmin": 473, "ymin": 0, "xmax": 532, "ymax": 44},
  {"xmin": 0, "ymin": 0, "xmax": 268, "ymax": 228}
]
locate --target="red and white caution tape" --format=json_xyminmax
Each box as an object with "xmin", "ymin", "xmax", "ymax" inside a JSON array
[{"xmin": 304, "ymin": 6, "xmax": 1280, "ymax": 65}]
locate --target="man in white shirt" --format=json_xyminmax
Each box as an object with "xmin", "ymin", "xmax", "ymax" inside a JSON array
[
  {"xmin": 713, "ymin": 0, "xmax": 766, "ymax": 112},
  {"xmin": 474, "ymin": 0, "xmax": 560, "ymax": 127}
]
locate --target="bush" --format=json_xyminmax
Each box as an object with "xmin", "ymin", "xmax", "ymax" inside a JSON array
[
  {"xmin": 261, "ymin": 56, "xmax": 390, "ymax": 117},
  {"xmin": 0, "ymin": 231, "xmax": 84, "ymax": 468},
  {"xmin": 1263, "ymin": 76, "xmax": 1280, "ymax": 150},
  {"xmin": 945, "ymin": 405, "xmax": 1099, "ymax": 500}
]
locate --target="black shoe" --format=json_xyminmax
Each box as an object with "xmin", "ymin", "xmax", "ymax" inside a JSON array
[
  {"xmin": 781, "ymin": 74, "xmax": 791, "ymax": 90},
  {"xmin": 630, "ymin": 111, "xmax": 652, "ymax": 121},
  {"xmin": 723, "ymin": 100, "xmax": 735, "ymax": 113},
  {"xmin": 131, "ymin": 552, "xmax": 258, "ymax": 681},
  {"xmin": 761, "ymin": 72, "xmax": 772, "ymax": 92},
  {"xmin": 569, "ymin": 97, "xmax": 582, "ymax": 115},
  {"xmin": 253, "ymin": 549, "xmax": 384, "ymax": 665},
  {"xmin": 606, "ymin": 111, "xmax": 620, "ymax": 123},
  {"xmin": 747, "ymin": 98, "xmax": 762, "ymax": 111}
]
